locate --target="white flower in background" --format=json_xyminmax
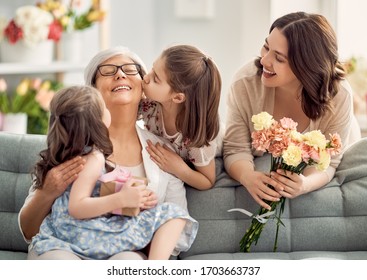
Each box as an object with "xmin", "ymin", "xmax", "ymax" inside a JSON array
[{"xmin": 14, "ymin": 6, "xmax": 53, "ymax": 47}]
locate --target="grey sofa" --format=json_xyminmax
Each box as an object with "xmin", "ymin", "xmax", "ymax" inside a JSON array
[{"xmin": 1, "ymin": 131, "xmax": 367, "ymax": 260}]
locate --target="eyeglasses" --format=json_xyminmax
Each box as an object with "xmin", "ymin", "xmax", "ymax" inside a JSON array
[{"xmin": 97, "ymin": 63, "xmax": 141, "ymax": 76}]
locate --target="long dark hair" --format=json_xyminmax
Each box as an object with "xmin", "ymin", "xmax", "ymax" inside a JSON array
[
  {"xmin": 255, "ymin": 12, "xmax": 345, "ymax": 120},
  {"xmin": 162, "ymin": 44, "xmax": 222, "ymax": 147},
  {"xmin": 32, "ymin": 85, "xmax": 113, "ymax": 189}
]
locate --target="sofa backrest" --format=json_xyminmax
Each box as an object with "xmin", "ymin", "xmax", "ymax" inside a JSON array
[
  {"xmin": 0, "ymin": 132, "xmax": 46, "ymax": 253},
  {"xmin": 181, "ymin": 138, "xmax": 367, "ymax": 258},
  {"xmin": 2, "ymin": 131, "xmax": 367, "ymax": 258}
]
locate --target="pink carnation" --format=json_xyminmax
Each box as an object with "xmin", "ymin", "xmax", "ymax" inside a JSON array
[
  {"xmin": 327, "ymin": 133, "xmax": 342, "ymax": 156},
  {"xmin": 280, "ymin": 117, "xmax": 298, "ymax": 130},
  {"xmin": 251, "ymin": 131, "xmax": 270, "ymax": 152}
]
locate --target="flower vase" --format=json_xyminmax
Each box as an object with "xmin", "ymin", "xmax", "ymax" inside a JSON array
[
  {"xmin": 2, "ymin": 113, "xmax": 28, "ymax": 134},
  {"xmin": 0, "ymin": 40, "xmax": 54, "ymax": 64},
  {"xmin": 61, "ymin": 31, "xmax": 82, "ymax": 63}
]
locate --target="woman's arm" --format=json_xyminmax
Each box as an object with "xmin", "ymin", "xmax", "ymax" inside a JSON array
[{"xmin": 19, "ymin": 156, "xmax": 85, "ymax": 241}]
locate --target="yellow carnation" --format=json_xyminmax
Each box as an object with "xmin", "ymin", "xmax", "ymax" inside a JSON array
[
  {"xmin": 282, "ymin": 144, "xmax": 302, "ymax": 167},
  {"xmin": 251, "ymin": 112, "xmax": 274, "ymax": 130},
  {"xmin": 303, "ymin": 130, "xmax": 327, "ymax": 150},
  {"xmin": 316, "ymin": 149, "xmax": 331, "ymax": 171},
  {"xmin": 290, "ymin": 130, "xmax": 303, "ymax": 142}
]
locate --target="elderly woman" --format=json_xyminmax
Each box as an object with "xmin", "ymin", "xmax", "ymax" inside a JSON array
[{"xmin": 19, "ymin": 46, "xmax": 198, "ymax": 260}]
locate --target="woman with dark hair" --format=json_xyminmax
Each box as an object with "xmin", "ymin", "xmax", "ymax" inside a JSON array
[{"xmin": 223, "ymin": 12, "xmax": 361, "ymax": 210}]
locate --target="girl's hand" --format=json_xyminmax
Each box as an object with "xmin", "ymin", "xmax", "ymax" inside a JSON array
[
  {"xmin": 141, "ymin": 190, "xmax": 158, "ymax": 210},
  {"xmin": 146, "ymin": 140, "xmax": 186, "ymax": 175},
  {"xmin": 241, "ymin": 171, "xmax": 283, "ymax": 210},
  {"xmin": 43, "ymin": 156, "xmax": 85, "ymax": 198},
  {"xmin": 271, "ymin": 169, "xmax": 306, "ymax": 198},
  {"xmin": 118, "ymin": 180, "xmax": 148, "ymax": 208}
]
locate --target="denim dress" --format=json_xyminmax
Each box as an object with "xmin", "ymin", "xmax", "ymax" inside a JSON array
[{"xmin": 30, "ymin": 180, "xmax": 198, "ymax": 259}]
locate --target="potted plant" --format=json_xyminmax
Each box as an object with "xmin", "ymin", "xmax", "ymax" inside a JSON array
[
  {"xmin": 38, "ymin": 0, "xmax": 106, "ymax": 62},
  {"xmin": 0, "ymin": 77, "xmax": 63, "ymax": 134},
  {"xmin": 0, "ymin": 5, "xmax": 63, "ymax": 63}
]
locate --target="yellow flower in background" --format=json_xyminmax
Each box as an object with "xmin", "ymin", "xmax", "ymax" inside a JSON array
[
  {"xmin": 59, "ymin": 15, "xmax": 71, "ymax": 29},
  {"xmin": 37, "ymin": 0, "xmax": 106, "ymax": 32},
  {"xmin": 41, "ymin": 80, "xmax": 52, "ymax": 91},
  {"xmin": 16, "ymin": 79, "xmax": 30, "ymax": 96},
  {"xmin": 86, "ymin": 10, "xmax": 105, "ymax": 22},
  {"xmin": 38, "ymin": 0, "xmax": 67, "ymax": 16},
  {"xmin": 251, "ymin": 111, "xmax": 274, "ymax": 130}
]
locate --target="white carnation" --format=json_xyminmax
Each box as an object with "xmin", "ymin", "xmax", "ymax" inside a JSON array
[{"xmin": 14, "ymin": 6, "xmax": 53, "ymax": 47}]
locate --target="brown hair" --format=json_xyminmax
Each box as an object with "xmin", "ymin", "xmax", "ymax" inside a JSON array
[
  {"xmin": 255, "ymin": 12, "xmax": 345, "ymax": 120},
  {"xmin": 162, "ymin": 44, "xmax": 221, "ymax": 147},
  {"xmin": 32, "ymin": 85, "xmax": 113, "ymax": 189}
]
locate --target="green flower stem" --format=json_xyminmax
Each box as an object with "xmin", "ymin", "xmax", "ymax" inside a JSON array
[
  {"xmin": 239, "ymin": 195, "xmax": 281, "ymax": 252},
  {"xmin": 239, "ymin": 155, "xmax": 307, "ymax": 253},
  {"xmin": 273, "ymin": 197, "xmax": 286, "ymax": 252}
]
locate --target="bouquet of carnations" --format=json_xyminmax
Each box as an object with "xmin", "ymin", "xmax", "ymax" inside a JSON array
[{"xmin": 238, "ymin": 112, "xmax": 342, "ymax": 252}]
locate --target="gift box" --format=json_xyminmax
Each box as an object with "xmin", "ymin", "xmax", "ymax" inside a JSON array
[{"xmin": 99, "ymin": 166, "xmax": 147, "ymax": 216}]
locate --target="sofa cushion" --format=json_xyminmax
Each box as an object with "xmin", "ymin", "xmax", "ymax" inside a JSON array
[
  {"xmin": 180, "ymin": 138, "xmax": 367, "ymax": 259},
  {"xmin": 0, "ymin": 132, "xmax": 46, "ymax": 255}
]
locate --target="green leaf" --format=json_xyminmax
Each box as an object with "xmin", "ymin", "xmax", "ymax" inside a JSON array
[{"xmin": 0, "ymin": 93, "xmax": 10, "ymax": 113}]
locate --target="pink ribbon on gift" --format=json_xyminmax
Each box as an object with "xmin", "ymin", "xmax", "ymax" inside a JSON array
[
  {"xmin": 99, "ymin": 166, "xmax": 132, "ymax": 215},
  {"xmin": 99, "ymin": 166, "xmax": 146, "ymax": 215},
  {"xmin": 99, "ymin": 166, "xmax": 132, "ymax": 192}
]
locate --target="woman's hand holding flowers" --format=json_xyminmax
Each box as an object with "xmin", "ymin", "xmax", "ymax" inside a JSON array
[
  {"xmin": 271, "ymin": 169, "xmax": 307, "ymax": 198},
  {"xmin": 241, "ymin": 170, "xmax": 282, "ymax": 210}
]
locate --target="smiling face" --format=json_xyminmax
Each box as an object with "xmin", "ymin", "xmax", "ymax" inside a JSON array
[
  {"xmin": 260, "ymin": 28, "xmax": 301, "ymax": 90},
  {"xmin": 94, "ymin": 54, "xmax": 143, "ymax": 111}
]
